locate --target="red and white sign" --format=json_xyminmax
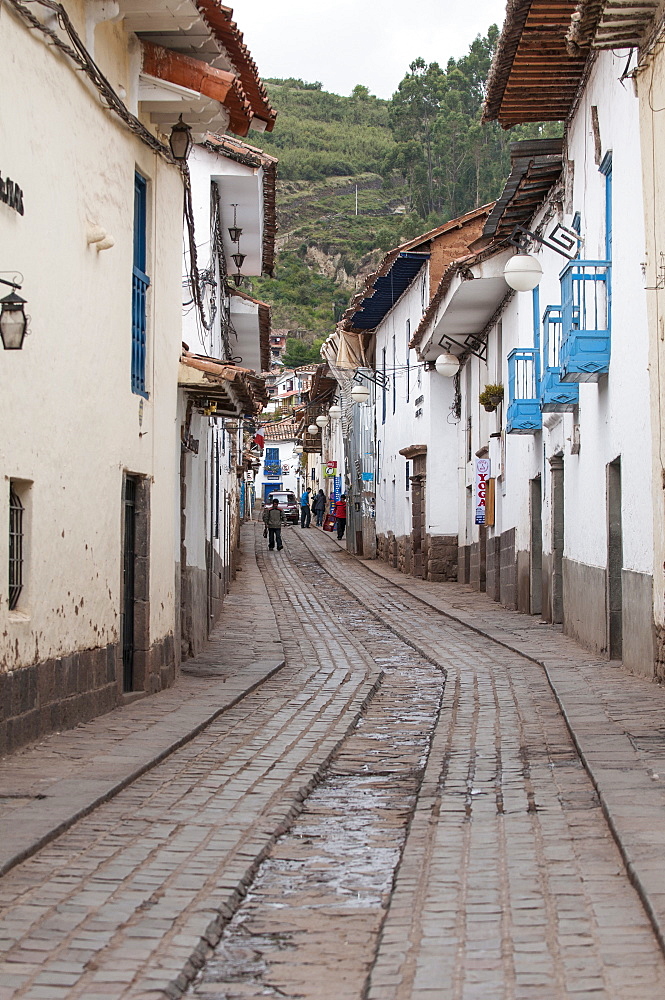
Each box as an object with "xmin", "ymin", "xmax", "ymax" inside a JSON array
[
  {"xmin": 475, "ymin": 458, "xmax": 491, "ymax": 525},
  {"xmin": 324, "ymin": 461, "xmax": 337, "ymax": 479}
]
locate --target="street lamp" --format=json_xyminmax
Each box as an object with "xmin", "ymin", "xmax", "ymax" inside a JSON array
[
  {"xmin": 169, "ymin": 115, "xmax": 193, "ymax": 162},
  {"xmin": 315, "ymin": 414, "xmax": 328, "ymax": 428},
  {"xmin": 295, "ymin": 444, "xmax": 304, "ymax": 454},
  {"xmin": 434, "ymin": 353, "xmax": 460, "ymax": 377},
  {"xmin": 228, "ymin": 204, "xmax": 243, "ymax": 243},
  {"xmin": 350, "ymin": 384, "xmax": 370, "ymax": 403},
  {"xmin": 328, "ymin": 404, "xmax": 342, "ymax": 419},
  {"xmin": 307, "ymin": 423, "xmax": 319, "ymax": 434},
  {"xmin": 504, "ymin": 253, "xmax": 543, "ymax": 291},
  {"xmin": 0, "ymin": 277, "xmax": 28, "ymax": 350}
]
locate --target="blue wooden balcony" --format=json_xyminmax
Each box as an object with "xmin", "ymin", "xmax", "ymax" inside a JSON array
[
  {"xmin": 560, "ymin": 260, "xmax": 611, "ymax": 382},
  {"xmin": 541, "ymin": 306, "xmax": 579, "ymax": 411},
  {"xmin": 507, "ymin": 348, "xmax": 542, "ymax": 434}
]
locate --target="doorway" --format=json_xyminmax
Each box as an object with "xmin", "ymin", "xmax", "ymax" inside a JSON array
[
  {"xmin": 607, "ymin": 458, "xmax": 623, "ymax": 659},
  {"xmin": 550, "ymin": 454, "xmax": 564, "ymax": 623},
  {"xmin": 530, "ymin": 476, "xmax": 543, "ymax": 615},
  {"xmin": 122, "ymin": 476, "xmax": 137, "ymax": 692}
]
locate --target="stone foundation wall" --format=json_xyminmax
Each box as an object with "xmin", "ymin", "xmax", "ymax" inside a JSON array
[
  {"xmin": 375, "ymin": 532, "xmax": 457, "ymax": 582},
  {"xmin": 499, "ymin": 527, "xmax": 517, "ymax": 610},
  {"xmin": 0, "ymin": 631, "xmax": 177, "ymax": 756},
  {"xmin": 427, "ymin": 535, "xmax": 458, "ymax": 582}
]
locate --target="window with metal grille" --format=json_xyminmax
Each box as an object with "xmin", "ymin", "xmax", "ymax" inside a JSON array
[
  {"xmin": 9, "ymin": 485, "xmax": 24, "ymax": 610},
  {"xmin": 132, "ymin": 172, "xmax": 150, "ymax": 397}
]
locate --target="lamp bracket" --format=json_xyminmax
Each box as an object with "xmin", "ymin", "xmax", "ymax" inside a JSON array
[
  {"xmin": 508, "ymin": 224, "xmax": 581, "ymax": 261},
  {"xmin": 0, "ymin": 275, "xmax": 22, "ymax": 290},
  {"xmin": 438, "ymin": 333, "xmax": 487, "ymax": 362},
  {"xmin": 353, "ymin": 368, "xmax": 389, "ymax": 389}
]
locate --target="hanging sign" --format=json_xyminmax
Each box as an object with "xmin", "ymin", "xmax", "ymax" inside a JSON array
[
  {"xmin": 324, "ymin": 461, "xmax": 337, "ymax": 478},
  {"xmin": 475, "ymin": 458, "xmax": 490, "ymax": 525},
  {"xmin": 333, "ymin": 475, "xmax": 342, "ymax": 500}
]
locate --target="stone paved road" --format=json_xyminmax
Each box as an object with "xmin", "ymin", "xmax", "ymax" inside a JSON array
[{"xmin": 2, "ymin": 522, "xmax": 665, "ymax": 999}]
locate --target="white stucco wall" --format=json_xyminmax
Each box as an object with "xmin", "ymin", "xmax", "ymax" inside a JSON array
[{"xmin": 0, "ymin": 2, "xmax": 183, "ymax": 669}]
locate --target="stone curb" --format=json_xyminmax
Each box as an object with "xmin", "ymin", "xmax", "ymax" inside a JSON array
[{"xmin": 318, "ymin": 534, "xmax": 665, "ymax": 960}]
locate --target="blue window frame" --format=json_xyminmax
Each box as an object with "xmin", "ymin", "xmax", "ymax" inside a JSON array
[
  {"xmin": 599, "ymin": 151, "xmax": 612, "ymax": 261},
  {"xmin": 507, "ymin": 348, "xmax": 542, "ymax": 433},
  {"xmin": 406, "ymin": 319, "xmax": 410, "ymax": 403},
  {"xmin": 132, "ymin": 172, "xmax": 150, "ymax": 397},
  {"xmin": 264, "ymin": 446, "xmax": 281, "ymax": 478}
]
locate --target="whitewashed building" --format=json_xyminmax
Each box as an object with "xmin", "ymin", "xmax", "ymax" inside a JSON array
[
  {"xmin": 0, "ymin": 0, "xmax": 274, "ymax": 750},
  {"xmin": 177, "ymin": 135, "xmax": 274, "ymax": 657}
]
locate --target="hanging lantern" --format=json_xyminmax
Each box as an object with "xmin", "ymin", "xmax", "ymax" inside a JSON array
[
  {"xmin": 434, "ymin": 353, "xmax": 460, "ymax": 377},
  {"xmin": 228, "ymin": 204, "xmax": 242, "ymax": 243},
  {"xmin": 328, "ymin": 404, "xmax": 342, "ymax": 419},
  {"xmin": 0, "ymin": 291, "xmax": 28, "ymax": 350},
  {"xmin": 231, "ymin": 252, "xmax": 246, "ymax": 270},
  {"xmin": 315, "ymin": 414, "xmax": 328, "ymax": 428},
  {"xmin": 307, "ymin": 423, "xmax": 319, "ymax": 434},
  {"xmin": 294, "ymin": 444, "xmax": 304, "ymax": 454},
  {"xmin": 350, "ymin": 384, "xmax": 370, "ymax": 403}
]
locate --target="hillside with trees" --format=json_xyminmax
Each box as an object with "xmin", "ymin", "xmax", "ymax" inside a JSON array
[{"xmin": 246, "ymin": 28, "xmax": 561, "ymax": 352}]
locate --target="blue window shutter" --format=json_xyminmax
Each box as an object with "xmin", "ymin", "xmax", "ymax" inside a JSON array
[{"xmin": 132, "ymin": 172, "xmax": 150, "ymax": 398}]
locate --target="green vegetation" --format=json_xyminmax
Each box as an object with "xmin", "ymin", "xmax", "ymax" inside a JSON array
[{"xmin": 249, "ymin": 30, "xmax": 562, "ymax": 346}]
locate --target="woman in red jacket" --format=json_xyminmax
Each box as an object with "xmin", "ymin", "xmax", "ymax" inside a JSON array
[{"xmin": 334, "ymin": 494, "xmax": 347, "ymax": 539}]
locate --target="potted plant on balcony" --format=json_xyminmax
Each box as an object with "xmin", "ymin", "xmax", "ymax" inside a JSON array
[{"xmin": 479, "ymin": 384, "xmax": 504, "ymax": 412}]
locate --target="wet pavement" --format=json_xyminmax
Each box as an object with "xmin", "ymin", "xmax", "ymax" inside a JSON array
[{"xmin": 2, "ymin": 521, "xmax": 665, "ymax": 998}]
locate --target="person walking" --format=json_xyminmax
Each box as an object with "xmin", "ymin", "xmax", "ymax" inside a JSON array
[
  {"xmin": 312, "ymin": 489, "xmax": 326, "ymax": 527},
  {"xmin": 262, "ymin": 497, "xmax": 284, "ymax": 551},
  {"xmin": 300, "ymin": 487, "xmax": 312, "ymax": 528},
  {"xmin": 334, "ymin": 494, "xmax": 347, "ymax": 540}
]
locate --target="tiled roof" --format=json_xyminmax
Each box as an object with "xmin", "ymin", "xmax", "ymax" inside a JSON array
[
  {"xmin": 566, "ymin": 0, "xmax": 661, "ymax": 53},
  {"xmin": 483, "ymin": 0, "xmax": 589, "ymax": 127},
  {"xmin": 482, "ymin": 139, "xmax": 563, "ymax": 242},
  {"xmin": 195, "ymin": 0, "xmax": 276, "ymax": 132},
  {"xmin": 179, "ymin": 351, "xmax": 268, "ymax": 413},
  {"xmin": 341, "ymin": 204, "xmax": 493, "ymax": 335}
]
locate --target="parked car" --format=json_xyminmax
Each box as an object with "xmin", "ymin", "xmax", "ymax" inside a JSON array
[{"xmin": 263, "ymin": 491, "xmax": 299, "ymax": 524}]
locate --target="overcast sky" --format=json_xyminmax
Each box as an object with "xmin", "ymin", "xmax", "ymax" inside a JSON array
[{"xmin": 237, "ymin": 0, "xmax": 508, "ymax": 100}]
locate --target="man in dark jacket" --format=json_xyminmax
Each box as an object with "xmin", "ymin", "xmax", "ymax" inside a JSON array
[
  {"xmin": 312, "ymin": 489, "xmax": 326, "ymax": 527},
  {"xmin": 262, "ymin": 497, "xmax": 284, "ymax": 550}
]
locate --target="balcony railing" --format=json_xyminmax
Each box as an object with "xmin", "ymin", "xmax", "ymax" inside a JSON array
[
  {"xmin": 541, "ymin": 306, "xmax": 579, "ymax": 411},
  {"xmin": 560, "ymin": 260, "xmax": 611, "ymax": 382},
  {"xmin": 507, "ymin": 348, "xmax": 542, "ymax": 434}
]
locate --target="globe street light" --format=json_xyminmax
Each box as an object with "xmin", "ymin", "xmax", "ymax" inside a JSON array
[
  {"xmin": 504, "ymin": 253, "xmax": 543, "ymax": 292},
  {"xmin": 434, "ymin": 353, "xmax": 460, "ymax": 377},
  {"xmin": 350, "ymin": 384, "xmax": 370, "ymax": 403},
  {"xmin": 328, "ymin": 404, "xmax": 342, "ymax": 418},
  {"xmin": 315, "ymin": 414, "xmax": 328, "ymax": 428}
]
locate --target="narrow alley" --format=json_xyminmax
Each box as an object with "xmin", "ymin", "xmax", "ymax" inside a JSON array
[{"xmin": 2, "ymin": 523, "xmax": 665, "ymax": 999}]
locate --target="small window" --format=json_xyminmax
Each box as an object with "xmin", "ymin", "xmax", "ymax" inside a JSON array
[
  {"xmin": 9, "ymin": 484, "xmax": 24, "ymax": 610},
  {"xmin": 132, "ymin": 172, "xmax": 150, "ymax": 398},
  {"xmin": 406, "ymin": 461, "xmax": 410, "ymax": 492}
]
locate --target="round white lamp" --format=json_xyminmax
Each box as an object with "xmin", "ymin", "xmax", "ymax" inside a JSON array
[
  {"xmin": 503, "ymin": 253, "xmax": 543, "ymax": 292},
  {"xmin": 295, "ymin": 444, "xmax": 304, "ymax": 454},
  {"xmin": 315, "ymin": 414, "xmax": 329, "ymax": 428},
  {"xmin": 434, "ymin": 353, "xmax": 460, "ymax": 377},
  {"xmin": 328, "ymin": 404, "xmax": 342, "ymax": 419},
  {"xmin": 350, "ymin": 384, "xmax": 370, "ymax": 403},
  {"xmin": 307, "ymin": 423, "xmax": 319, "ymax": 434}
]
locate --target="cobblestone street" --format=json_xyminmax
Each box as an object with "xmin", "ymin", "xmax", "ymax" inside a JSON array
[{"xmin": 3, "ymin": 523, "xmax": 665, "ymax": 998}]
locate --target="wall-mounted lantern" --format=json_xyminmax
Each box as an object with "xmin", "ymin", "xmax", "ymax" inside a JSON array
[
  {"xmin": 0, "ymin": 277, "xmax": 28, "ymax": 350},
  {"xmin": 315, "ymin": 414, "xmax": 328, "ymax": 428},
  {"xmin": 504, "ymin": 254, "xmax": 543, "ymax": 292},
  {"xmin": 294, "ymin": 444, "xmax": 304, "ymax": 454},
  {"xmin": 169, "ymin": 115, "xmax": 193, "ymax": 162},
  {"xmin": 328, "ymin": 404, "xmax": 342, "ymax": 419},
  {"xmin": 350, "ymin": 384, "xmax": 370, "ymax": 404},
  {"xmin": 307, "ymin": 423, "xmax": 319, "ymax": 434},
  {"xmin": 434, "ymin": 352, "xmax": 460, "ymax": 377}
]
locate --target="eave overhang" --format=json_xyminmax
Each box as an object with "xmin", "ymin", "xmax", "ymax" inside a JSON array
[
  {"xmin": 414, "ymin": 250, "xmax": 514, "ymax": 362},
  {"xmin": 483, "ymin": 0, "xmax": 589, "ymax": 127},
  {"xmin": 179, "ymin": 352, "xmax": 267, "ymax": 414},
  {"xmin": 566, "ymin": 0, "xmax": 661, "ymax": 54},
  {"xmin": 229, "ymin": 289, "xmax": 271, "ymax": 374},
  {"xmin": 344, "ymin": 252, "xmax": 429, "ymax": 333},
  {"xmin": 481, "ymin": 139, "xmax": 564, "ymax": 244}
]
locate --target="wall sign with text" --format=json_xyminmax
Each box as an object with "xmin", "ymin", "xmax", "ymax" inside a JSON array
[
  {"xmin": 475, "ymin": 458, "xmax": 490, "ymax": 525},
  {"xmin": 0, "ymin": 173, "xmax": 24, "ymax": 215}
]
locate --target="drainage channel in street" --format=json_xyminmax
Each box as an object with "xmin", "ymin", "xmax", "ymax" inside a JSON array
[{"xmin": 187, "ymin": 537, "xmax": 446, "ymax": 1000}]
